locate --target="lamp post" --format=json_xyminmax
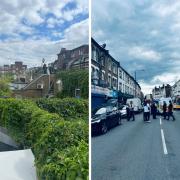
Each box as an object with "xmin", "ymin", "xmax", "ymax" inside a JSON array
[{"xmin": 134, "ymin": 69, "xmax": 144, "ymax": 97}]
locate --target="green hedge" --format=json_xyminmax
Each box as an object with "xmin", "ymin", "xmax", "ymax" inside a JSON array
[
  {"xmin": 36, "ymin": 98, "xmax": 88, "ymax": 121},
  {"xmin": 56, "ymin": 70, "xmax": 88, "ymax": 98},
  {"xmin": 0, "ymin": 98, "xmax": 88, "ymax": 179}
]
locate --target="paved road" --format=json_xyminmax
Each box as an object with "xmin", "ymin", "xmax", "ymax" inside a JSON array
[{"xmin": 92, "ymin": 111, "xmax": 180, "ymax": 180}]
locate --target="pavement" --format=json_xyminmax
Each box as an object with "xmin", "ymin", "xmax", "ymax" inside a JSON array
[{"xmin": 92, "ymin": 111, "xmax": 180, "ymax": 180}]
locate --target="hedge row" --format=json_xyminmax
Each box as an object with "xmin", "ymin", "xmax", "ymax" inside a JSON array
[
  {"xmin": 0, "ymin": 98, "xmax": 88, "ymax": 180},
  {"xmin": 36, "ymin": 98, "xmax": 88, "ymax": 121}
]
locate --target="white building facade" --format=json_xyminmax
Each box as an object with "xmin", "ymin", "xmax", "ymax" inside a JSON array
[
  {"xmin": 118, "ymin": 66, "xmax": 141, "ymax": 98},
  {"xmin": 172, "ymin": 80, "xmax": 180, "ymax": 97}
]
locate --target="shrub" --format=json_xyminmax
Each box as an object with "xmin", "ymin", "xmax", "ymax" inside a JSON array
[
  {"xmin": 36, "ymin": 98, "xmax": 88, "ymax": 121},
  {"xmin": 0, "ymin": 98, "xmax": 88, "ymax": 179}
]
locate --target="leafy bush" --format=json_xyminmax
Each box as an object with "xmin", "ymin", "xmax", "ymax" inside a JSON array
[
  {"xmin": 0, "ymin": 98, "xmax": 88, "ymax": 179},
  {"xmin": 56, "ymin": 70, "xmax": 88, "ymax": 98},
  {"xmin": 36, "ymin": 98, "xmax": 88, "ymax": 121},
  {"xmin": 38, "ymin": 140, "xmax": 88, "ymax": 180},
  {"xmin": 0, "ymin": 78, "xmax": 12, "ymax": 97}
]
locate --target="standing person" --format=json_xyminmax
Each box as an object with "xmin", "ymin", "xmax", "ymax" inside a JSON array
[
  {"xmin": 126, "ymin": 104, "xmax": 130, "ymax": 121},
  {"xmin": 143, "ymin": 102, "xmax": 150, "ymax": 122},
  {"xmin": 151, "ymin": 102, "xmax": 157, "ymax": 119},
  {"xmin": 147, "ymin": 102, "xmax": 151, "ymax": 121},
  {"xmin": 162, "ymin": 101, "xmax": 167, "ymax": 119},
  {"xmin": 167, "ymin": 101, "xmax": 175, "ymax": 121},
  {"xmin": 130, "ymin": 101, "xmax": 135, "ymax": 121}
]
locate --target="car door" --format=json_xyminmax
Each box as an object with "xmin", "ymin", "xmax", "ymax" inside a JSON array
[
  {"xmin": 106, "ymin": 107, "xmax": 115, "ymax": 128},
  {"xmin": 110, "ymin": 106, "xmax": 118, "ymax": 127}
]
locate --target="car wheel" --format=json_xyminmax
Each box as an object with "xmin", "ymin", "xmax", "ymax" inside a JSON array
[
  {"xmin": 117, "ymin": 116, "xmax": 122, "ymax": 125},
  {"xmin": 101, "ymin": 122, "xmax": 108, "ymax": 134}
]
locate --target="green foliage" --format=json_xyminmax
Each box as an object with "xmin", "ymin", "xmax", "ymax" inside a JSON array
[
  {"xmin": 38, "ymin": 140, "xmax": 88, "ymax": 180},
  {"xmin": 56, "ymin": 70, "xmax": 88, "ymax": 98},
  {"xmin": 0, "ymin": 78, "xmax": 12, "ymax": 97},
  {"xmin": 0, "ymin": 98, "xmax": 88, "ymax": 179},
  {"xmin": 36, "ymin": 98, "xmax": 88, "ymax": 121}
]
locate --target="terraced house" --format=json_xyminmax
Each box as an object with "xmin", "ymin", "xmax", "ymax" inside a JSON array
[
  {"xmin": 91, "ymin": 38, "xmax": 142, "ymax": 109},
  {"xmin": 53, "ymin": 45, "xmax": 89, "ymax": 70}
]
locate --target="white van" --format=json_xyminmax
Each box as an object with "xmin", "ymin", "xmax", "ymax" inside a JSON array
[{"xmin": 126, "ymin": 98, "xmax": 143, "ymax": 113}]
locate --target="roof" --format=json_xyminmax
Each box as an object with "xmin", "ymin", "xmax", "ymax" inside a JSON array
[
  {"xmin": 91, "ymin": 38, "xmax": 119, "ymax": 65},
  {"xmin": 92, "ymin": 37, "xmax": 141, "ymax": 89}
]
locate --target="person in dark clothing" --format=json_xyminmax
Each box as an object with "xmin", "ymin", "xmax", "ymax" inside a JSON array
[
  {"xmin": 126, "ymin": 104, "xmax": 130, "ymax": 121},
  {"xmin": 43, "ymin": 63, "xmax": 47, "ymax": 74},
  {"xmin": 163, "ymin": 101, "xmax": 167, "ymax": 119},
  {"xmin": 151, "ymin": 102, "xmax": 157, "ymax": 119},
  {"xmin": 167, "ymin": 101, "xmax": 175, "ymax": 121}
]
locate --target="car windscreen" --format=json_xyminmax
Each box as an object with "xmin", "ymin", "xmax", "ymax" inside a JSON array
[{"xmin": 95, "ymin": 108, "xmax": 107, "ymax": 115}]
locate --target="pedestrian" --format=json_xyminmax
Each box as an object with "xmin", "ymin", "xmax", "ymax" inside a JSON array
[
  {"xmin": 151, "ymin": 102, "xmax": 157, "ymax": 119},
  {"xmin": 143, "ymin": 102, "xmax": 150, "ymax": 122},
  {"xmin": 129, "ymin": 101, "xmax": 135, "ymax": 121},
  {"xmin": 167, "ymin": 101, "xmax": 175, "ymax": 121},
  {"xmin": 147, "ymin": 102, "xmax": 151, "ymax": 121},
  {"xmin": 126, "ymin": 104, "xmax": 130, "ymax": 121},
  {"xmin": 162, "ymin": 101, "xmax": 167, "ymax": 119}
]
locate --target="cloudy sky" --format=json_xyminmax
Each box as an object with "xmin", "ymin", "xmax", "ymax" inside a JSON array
[
  {"xmin": 92, "ymin": 0, "xmax": 180, "ymax": 94},
  {"xmin": 0, "ymin": 0, "xmax": 88, "ymax": 67}
]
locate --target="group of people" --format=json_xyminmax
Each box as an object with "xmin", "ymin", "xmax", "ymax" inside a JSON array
[
  {"xmin": 125, "ymin": 100, "xmax": 176, "ymax": 123},
  {"xmin": 143, "ymin": 100, "xmax": 176, "ymax": 122},
  {"xmin": 162, "ymin": 101, "xmax": 176, "ymax": 121}
]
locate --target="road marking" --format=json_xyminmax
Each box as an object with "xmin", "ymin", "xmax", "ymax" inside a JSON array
[
  {"xmin": 161, "ymin": 129, "xmax": 168, "ymax": 155},
  {"xmin": 160, "ymin": 118, "xmax": 162, "ymax": 125}
]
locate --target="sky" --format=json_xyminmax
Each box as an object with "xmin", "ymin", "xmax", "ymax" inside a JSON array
[
  {"xmin": 0, "ymin": 0, "xmax": 88, "ymax": 67},
  {"xmin": 92, "ymin": 0, "xmax": 180, "ymax": 94}
]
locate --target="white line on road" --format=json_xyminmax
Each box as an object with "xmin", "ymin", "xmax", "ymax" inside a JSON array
[
  {"xmin": 160, "ymin": 118, "xmax": 162, "ymax": 125},
  {"xmin": 161, "ymin": 129, "xmax": 168, "ymax": 155}
]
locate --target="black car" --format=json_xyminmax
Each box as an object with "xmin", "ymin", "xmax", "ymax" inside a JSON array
[{"xmin": 91, "ymin": 106, "xmax": 121, "ymax": 134}]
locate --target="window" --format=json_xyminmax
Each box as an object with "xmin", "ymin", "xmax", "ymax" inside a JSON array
[
  {"xmin": 108, "ymin": 58, "xmax": 112, "ymax": 71},
  {"xmin": 102, "ymin": 72, "xmax": 105, "ymax": 80},
  {"xmin": 92, "ymin": 46, "xmax": 99, "ymax": 61},
  {"xmin": 108, "ymin": 75, "xmax": 111, "ymax": 87},
  {"xmin": 119, "ymin": 69, "xmax": 122, "ymax": 79}
]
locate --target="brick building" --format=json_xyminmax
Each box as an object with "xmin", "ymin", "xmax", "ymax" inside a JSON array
[
  {"xmin": 53, "ymin": 45, "xmax": 89, "ymax": 70},
  {"xmin": 0, "ymin": 61, "xmax": 27, "ymax": 82}
]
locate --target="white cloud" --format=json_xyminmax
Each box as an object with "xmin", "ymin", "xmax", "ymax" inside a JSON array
[
  {"xmin": 152, "ymin": 72, "xmax": 180, "ymax": 86},
  {"xmin": 139, "ymin": 81, "xmax": 154, "ymax": 95},
  {"xmin": 150, "ymin": 1, "xmax": 180, "ymax": 17},
  {"xmin": 61, "ymin": 19, "xmax": 89, "ymax": 47},
  {"xmin": 0, "ymin": 18, "xmax": 89, "ymax": 67},
  {"xmin": 128, "ymin": 46, "xmax": 161, "ymax": 61},
  {"xmin": 0, "ymin": 0, "xmax": 88, "ymax": 67}
]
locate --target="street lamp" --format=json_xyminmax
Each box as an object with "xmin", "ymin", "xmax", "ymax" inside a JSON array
[{"xmin": 134, "ymin": 69, "xmax": 145, "ymax": 97}]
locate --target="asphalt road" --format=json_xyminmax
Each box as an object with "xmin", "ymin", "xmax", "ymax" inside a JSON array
[{"xmin": 92, "ymin": 111, "xmax": 180, "ymax": 180}]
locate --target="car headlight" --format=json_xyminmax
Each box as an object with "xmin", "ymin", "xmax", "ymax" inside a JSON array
[{"xmin": 91, "ymin": 119, "xmax": 101, "ymax": 123}]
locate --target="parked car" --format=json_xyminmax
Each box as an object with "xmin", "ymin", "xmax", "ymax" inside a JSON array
[
  {"xmin": 91, "ymin": 106, "xmax": 122, "ymax": 134},
  {"xmin": 126, "ymin": 98, "xmax": 143, "ymax": 113},
  {"xmin": 119, "ymin": 105, "xmax": 128, "ymax": 118}
]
